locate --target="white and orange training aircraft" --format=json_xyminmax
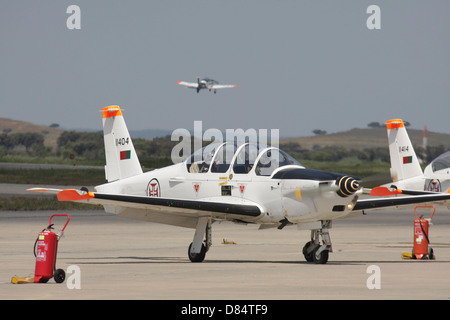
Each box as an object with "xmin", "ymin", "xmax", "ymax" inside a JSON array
[
  {"xmin": 28, "ymin": 107, "xmax": 450, "ymax": 264},
  {"xmin": 371, "ymin": 118, "xmax": 450, "ymax": 197}
]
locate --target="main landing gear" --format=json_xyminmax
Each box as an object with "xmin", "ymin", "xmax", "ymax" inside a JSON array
[
  {"xmin": 188, "ymin": 217, "xmax": 212, "ymax": 263},
  {"xmin": 302, "ymin": 220, "xmax": 332, "ymax": 264},
  {"xmin": 187, "ymin": 218, "xmax": 333, "ymax": 264}
]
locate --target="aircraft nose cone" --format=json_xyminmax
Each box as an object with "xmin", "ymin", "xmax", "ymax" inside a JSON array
[{"xmin": 336, "ymin": 176, "xmax": 360, "ymax": 197}]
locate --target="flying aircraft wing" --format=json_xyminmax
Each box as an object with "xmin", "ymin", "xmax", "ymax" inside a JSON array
[
  {"xmin": 28, "ymin": 187, "xmax": 263, "ymax": 228},
  {"xmin": 210, "ymin": 84, "xmax": 237, "ymax": 89},
  {"xmin": 177, "ymin": 81, "xmax": 198, "ymax": 89}
]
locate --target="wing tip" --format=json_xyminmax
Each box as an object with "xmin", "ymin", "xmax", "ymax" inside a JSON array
[{"xmin": 27, "ymin": 187, "xmax": 63, "ymax": 194}]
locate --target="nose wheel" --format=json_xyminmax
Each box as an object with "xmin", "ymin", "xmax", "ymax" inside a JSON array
[{"xmin": 302, "ymin": 221, "xmax": 332, "ymax": 264}]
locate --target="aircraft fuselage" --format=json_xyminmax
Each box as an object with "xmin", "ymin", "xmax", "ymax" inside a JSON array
[{"xmin": 96, "ymin": 161, "xmax": 361, "ymax": 228}]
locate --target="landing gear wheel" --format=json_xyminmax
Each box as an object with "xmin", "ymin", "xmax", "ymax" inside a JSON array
[
  {"xmin": 302, "ymin": 241, "xmax": 315, "ymax": 262},
  {"xmin": 54, "ymin": 268, "xmax": 66, "ymax": 283},
  {"xmin": 313, "ymin": 247, "xmax": 329, "ymax": 264},
  {"xmin": 188, "ymin": 242, "xmax": 207, "ymax": 262},
  {"xmin": 303, "ymin": 221, "xmax": 332, "ymax": 264}
]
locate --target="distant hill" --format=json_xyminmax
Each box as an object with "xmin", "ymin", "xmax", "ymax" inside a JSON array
[
  {"xmin": 0, "ymin": 118, "xmax": 63, "ymax": 149},
  {"xmin": 282, "ymin": 127, "xmax": 450, "ymax": 151},
  {"xmin": 129, "ymin": 129, "xmax": 173, "ymax": 139},
  {"xmin": 2, "ymin": 117, "xmax": 450, "ymax": 152}
]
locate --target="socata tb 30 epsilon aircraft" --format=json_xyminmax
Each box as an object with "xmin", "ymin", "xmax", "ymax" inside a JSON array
[{"xmin": 29, "ymin": 106, "xmax": 450, "ymax": 264}]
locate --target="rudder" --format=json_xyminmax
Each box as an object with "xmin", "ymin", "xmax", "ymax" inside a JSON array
[{"xmin": 102, "ymin": 106, "xmax": 143, "ymax": 182}]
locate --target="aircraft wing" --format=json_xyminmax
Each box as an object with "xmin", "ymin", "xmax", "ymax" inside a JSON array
[
  {"xmin": 28, "ymin": 188, "xmax": 263, "ymax": 228},
  {"xmin": 30, "ymin": 186, "xmax": 450, "ymax": 220},
  {"xmin": 210, "ymin": 84, "xmax": 237, "ymax": 89},
  {"xmin": 177, "ymin": 81, "xmax": 198, "ymax": 89}
]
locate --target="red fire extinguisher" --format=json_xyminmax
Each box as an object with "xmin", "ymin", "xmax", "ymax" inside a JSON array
[
  {"xmin": 412, "ymin": 206, "xmax": 435, "ymax": 260},
  {"xmin": 34, "ymin": 214, "xmax": 70, "ymax": 283}
]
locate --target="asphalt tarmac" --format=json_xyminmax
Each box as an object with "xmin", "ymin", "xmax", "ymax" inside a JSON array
[{"xmin": 1, "ymin": 204, "xmax": 450, "ymax": 301}]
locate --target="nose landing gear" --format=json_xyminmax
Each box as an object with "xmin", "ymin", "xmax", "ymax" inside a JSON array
[{"xmin": 302, "ymin": 221, "xmax": 332, "ymax": 264}]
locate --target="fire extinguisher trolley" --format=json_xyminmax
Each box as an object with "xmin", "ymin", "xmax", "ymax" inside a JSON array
[
  {"xmin": 34, "ymin": 214, "xmax": 70, "ymax": 283},
  {"xmin": 412, "ymin": 206, "xmax": 435, "ymax": 260}
]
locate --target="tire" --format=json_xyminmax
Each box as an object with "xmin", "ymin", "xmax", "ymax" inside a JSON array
[
  {"xmin": 302, "ymin": 241, "xmax": 315, "ymax": 262},
  {"xmin": 428, "ymin": 248, "xmax": 434, "ymax": 260},
  {"xmin": 313, "ymin": 248, "xmax": 329, "ymax": 264},
  {"xmin": 54, "ymin": 269, "xmax": 66, "ymax": 283},
  {"xmin": 188, "ymin": 243, "xmax": 206, "ymax": 263}
]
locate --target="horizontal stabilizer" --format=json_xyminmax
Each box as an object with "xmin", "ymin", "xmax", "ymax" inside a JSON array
[
  {"xmin": 370, "ymin": 186, "xmax": 448, "ymax": 197},
  {"xmin": 370, "ymin": 186, "xmax": 403, "ymax": 196},
  {"xmin": 57, "ymin": 189, "xmax": 94, "ymax": 201}
]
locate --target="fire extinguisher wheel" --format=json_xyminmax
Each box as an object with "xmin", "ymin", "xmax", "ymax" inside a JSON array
[{"xmin": 54, "ymin": 269, "xmax": 66, "ymax": 283}]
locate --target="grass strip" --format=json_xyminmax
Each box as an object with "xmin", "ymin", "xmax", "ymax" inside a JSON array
[
  {"xmin": 0, "ymin": 196, "xmax": 101, "ymax": 211},
  {"xmin": 0, "ymin": 169, "xmax": 106, "ymax": 185}
]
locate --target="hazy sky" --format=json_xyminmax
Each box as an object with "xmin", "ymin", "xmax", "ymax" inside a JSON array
[{"xmin": 1, "ymin": 1, "xmax": 449, "ymax": 138}]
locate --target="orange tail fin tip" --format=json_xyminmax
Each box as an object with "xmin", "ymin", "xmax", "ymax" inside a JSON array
[{"xmin": 102, "ymin": 105, "xmax": 122, "ymax": 118}]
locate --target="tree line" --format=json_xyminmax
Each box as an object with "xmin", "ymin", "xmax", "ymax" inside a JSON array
[
  {"xmin": 0, "ymin": 130, "xmax": 447, "ymax": 169},
  {"xmin": 0, "ymin": 132, "xmax": 47, "ymax": 156}
]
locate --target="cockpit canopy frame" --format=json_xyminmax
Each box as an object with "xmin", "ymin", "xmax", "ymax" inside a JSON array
[
  {"xmin": 185, "ymin": 142, "xmax": 303, "ymax": 176},
  {"xmin": 430, "ymin": 151, "xmax": 450, "ymax": 173}
]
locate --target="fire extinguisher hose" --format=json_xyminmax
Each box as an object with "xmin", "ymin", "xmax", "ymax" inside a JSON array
[
  {"xmin": 33, "ymin": 224, "xmax": 54, "ymax": 257},
  {"xmin": 33, "ymin": 236, "xmax": 38, "ymax": 257}
]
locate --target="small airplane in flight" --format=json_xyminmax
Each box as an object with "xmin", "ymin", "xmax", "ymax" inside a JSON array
[
  {"xmin": 28, "ymin": 108, "xmax": 450, "ymax": 264},
  {"xmin": 371, "ymin": 118, "xmax": 450, "ymax": 197},
  {"xmin": 178, "ymin": 76, "xmax": 236, "ymax": 93}
]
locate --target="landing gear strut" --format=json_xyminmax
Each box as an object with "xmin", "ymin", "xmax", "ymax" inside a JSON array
[
  {"xmin": 188, "ymin": 217, "xmax": 212, "ymax": 262},
  {"xmin": 302, "ymin": 220, "xmax": 332, "ymax": 264}
]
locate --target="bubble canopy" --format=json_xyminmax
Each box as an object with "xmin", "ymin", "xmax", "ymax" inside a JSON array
[
  {"xmin": 430, "ymin": 151, "xmax": 450, "ymax": 173},
  {"xmin": 185, "ymin": 142, "xmax": 303, "ymax": 176}
]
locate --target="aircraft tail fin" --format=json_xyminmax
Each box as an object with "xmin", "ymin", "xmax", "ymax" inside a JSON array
[
  {"xmin": 386, "ymin": 119, "xmax": 423, "ymax": 182},
  {"xmin": 101, "ymin": 106, "xmax": 143, "ymax": 182}
]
